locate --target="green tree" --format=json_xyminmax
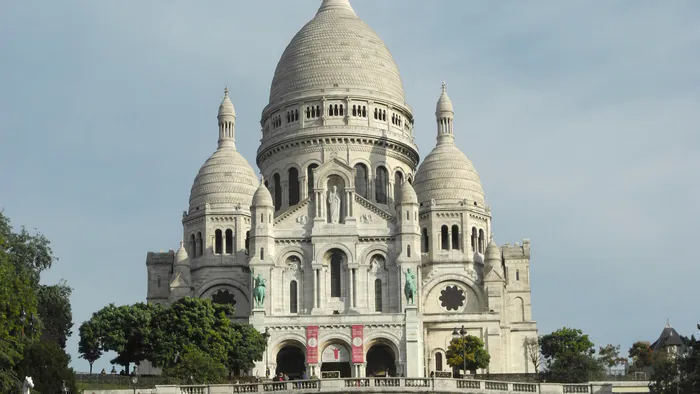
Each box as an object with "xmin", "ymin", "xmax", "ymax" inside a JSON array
[
  {"xmin": 227, "ymin": 323, "xmax": 266, "ymax": 374},
  {"xmin": 162, "ymin": 345, "xmax": 227, "ymax": 384},
  {"xmin": 78, "ymin": 321, "xmax": 103, "ymax": 373},
  {"xmin": 80, "ymin": 303, "xmax": 158, "ymax": 373},
  {"xmin": 649, "ymin": 334, "xmax": 700, "ymax": 394},
  {"xmin": 629, "ymin": 341, "xmax": 653, "ymax": 371},
  {"xmin": 37, "ymin": 280, "xmax": 73, "ymax": 349},
  {"xmin": 540, "ymin": 327, "xmax": 602, "ymax": 383},
  {"xmin": 446, "ymin": 335, "xmax": 490, "ymax": 375},
  {"xmin": 0, "ymin": 213, "xmax": 42, "ymax": 393},
  {"xmin": 149, "ymin": 297, "xmax": 236, "ymax": 371},
  {"xmin": 14, "ymin": 340, "xmax": 78, "ymax": 394},
  {"xmin": 598, "ymin": 344, "xmax": 626, "ymax": 373}
]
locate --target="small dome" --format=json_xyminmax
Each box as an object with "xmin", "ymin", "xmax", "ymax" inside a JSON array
[
  {"xmin": 218, "ymin": 87, "xmax": 235, "ymax": 118},
  {"xmin": 189, "ymin": 148, "xmax": 258, "ymax": 211},
  {"xmin": 267, "ymin": 0, "xmax": 405, "ymax": 106},
  {"xmin": 413, "ymin": 144, "xmax": 485, "ymax": 205},
  {"xmin": 485, "ymin": 238, "xmax": 500, "ymax": 262},
  {"xmin": 399, "ymin": 181, "xmax": 418, "ymax": 204},
  {"xmin": 175, "ymin": 241, "xmax": 189, "ymax": 263},
  {"xmin": 252, "ymin": 181, "xmax": 274, "ymax": 207},
  {"xmin": 436, "ymin": 82, "xmax": 454, "ymax": 114}
]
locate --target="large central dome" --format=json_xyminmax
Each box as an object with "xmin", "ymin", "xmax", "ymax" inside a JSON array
[{"xmin": 267, "ymin": 0, "xmax": 406, "ymax": 107}]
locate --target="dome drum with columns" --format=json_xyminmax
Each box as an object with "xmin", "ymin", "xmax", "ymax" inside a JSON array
[{"xmin": 144, "ymin": 0, "xmax": 537, "ymax": 378}]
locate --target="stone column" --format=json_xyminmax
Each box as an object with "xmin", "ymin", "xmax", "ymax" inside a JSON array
[
  {"xmin": 352, "ymin": 269, "xmax": 357, "ymax": 307},
  {"xmin": 313, "ymin": 269, "xmax": 319, "ymax": 308},
  {"xmin": 300, "ymin": 176, "xmax": 308, "ymax": 200},
  {"xmin": 348, "ymin": 267, "xmax": 354, "ymax": 308}
]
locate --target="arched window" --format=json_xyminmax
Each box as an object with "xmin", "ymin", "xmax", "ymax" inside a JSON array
[
  {"xmin": 330, "ymin": 253, "xmax": 342, "ymax": 297},
  {"xmin": 189, "ymin": 234, "xmax": 196, "ymax": 257},
  {"xmin": 157, "ymin": 276, "xmax": 161, "ymax": 287},
  {"xmin": 451, "ymin": 225, "xmax": 459, "ymax": 250},
  {"xmin": 306, "ymin": 107, "xmax": 311, "ymax": 119},
  {"xmin": 362, "ymin": 106, "xmax": 367, "ymax": 117},
  {"xmin": 273, "ymin": 173, "xmax": 282, "ymax": 211},
  {"xmin": 471, "ymin": 227, "xmax": 478, "ymax": 252},
  {"xmin": 422, "ymin": 228, "xmax": 429, "ymax": 253},
  {"xmin": 288, "ymin": 168, "xmax": 300, "ymax": 205},
  {"xmin": 290, "ymin": 281, "xmax": 298, "ymax": 314},
  {"xmin": 374, "ymin": 278, "xmax": 382, "ymax": 312},
  {"xmin": 436, "ymin": 352, "xmax": 443, "ymax": 371},
  {"xmin": 353, "ymin": 105, "xmax": 357, "ymax": 116},
  {"xmin": 516, "ymin": 269, "xmax": 520, "ymax": 281},
  {"xmin": 225, "ymin": 229, "xmax": 233, "ymax": 254},
  {"xmin": 214, "ymin": 229, "xmax": 223, "ymax": 254},
  {"xmin": 196, "ymin": 232, "xmax": 203, "ymax": 257},
  {"xmin": 354, "ymin": 163, "xmax": 368, "ymax": 199},
  {"xmin": 478, "ymin": 229, "xmax": 485, "ymax": 253},
  {"xmin": 307, "ymin": 163, "xmax": 319, "ymax": 198},
  {"xmin": 394, "ymin": 171, "xmax": 403, "ymax": 203},
  {"xmin": 441, "ymin": 225, "xmax": 449, "ymax": 250},
  {"xmin": 375, "ymin": 166, "xmax": 388, "ymax": 204},
  {"xmin": 407, "ymin": 245, "xmax": 411, "ymax": 258},
  {"xmin": 374, "ymin": 108, "xmax": 378, "ymax": 119},
  {"xmin": 260, "ymin": 247, "xmax": 264, "ymax": 261},
  {"xmin": 245, "ymin": 231, "xmax": 250, "ymax": 255}
]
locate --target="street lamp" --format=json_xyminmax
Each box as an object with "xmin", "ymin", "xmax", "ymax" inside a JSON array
[
  {"xmin": 263, "ymin": 328, "xmax": 271, "ymax": 378},
  {"xmin": 131, "ymin": 366, "xmax": 139, "ymax": 394},
  {"xmin": 61, "ymin": 380, "xmax": 68, "ymax": 394},
  {"xmin": 452, "ymin": 325, "xmax": 467, "ymax": 378}
]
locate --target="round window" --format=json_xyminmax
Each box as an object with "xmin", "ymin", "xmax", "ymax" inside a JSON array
[{"xmin": 439, "ymin": 285, "xmax": 465, "ymax": 311}]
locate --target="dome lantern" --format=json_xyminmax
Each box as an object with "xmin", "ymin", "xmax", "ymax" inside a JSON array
[{"xmin": 217, "ymin": 86, "xmax": 236, "ymax": 149}]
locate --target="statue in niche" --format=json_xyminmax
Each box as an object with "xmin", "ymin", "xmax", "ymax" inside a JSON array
[
  {"xmin": 328, "ymin": 185, "xmax": 341, "ymax": 224},
  {"xmin": 252, "ymin": 270, "xmax": 266, "ymax": 308},
  {"xmin": 404, "ymin": 268, "xmax": 417, "ymax": 305}
]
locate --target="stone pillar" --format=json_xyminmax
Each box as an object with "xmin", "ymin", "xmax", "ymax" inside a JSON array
[
  {"xmin": 404, "ymin": 305, "xmax": 423, "ymax": 377},
  {"xmin": 313, "ymin": 269, "xmax": 319, "ymax": 308},
  {"xmin": 300, "ymin": 176, "xmax": 308, "ymax": 200},
  {"xmin": 348, "ymin": 267, "xmax": 354, "ymax": 308}
]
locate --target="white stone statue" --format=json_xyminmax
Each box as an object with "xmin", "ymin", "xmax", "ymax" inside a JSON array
[
  {"xmin": 21, "ymin": 376, "xmax": 34, "ymax": 394},
  {"xmin": 328, "ymin": 186, "xmax": 341, "ymax": 224}
]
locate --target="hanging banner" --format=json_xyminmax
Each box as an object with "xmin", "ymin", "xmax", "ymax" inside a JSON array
[
  {"xmin": 306, "ymin": 326, "xmax": 319, "ymax": 364},
  {"xmin": 351, "ymin": 325, "xmax": 364, "ymax": 363}
]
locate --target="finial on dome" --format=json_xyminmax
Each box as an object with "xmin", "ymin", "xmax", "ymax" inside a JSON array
[
  {"xmin": 224, "ymin": 86, "xmax": 229, "ymax": 96},
  {"xmin": 441, "ymin": 81, "xmax": 447, "ymax": 93},
  {"xmin": 318, "ymin": 0, "xmax": 356, "ymax": 15},
  {"xmin": 666, "ymin": 318, "xmax": 671, "ymax": 328},
  {"xmin": 490, "ymin": 233, "xmax": 495, "ymax": 243}
]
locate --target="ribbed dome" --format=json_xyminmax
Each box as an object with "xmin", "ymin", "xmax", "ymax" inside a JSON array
[
  {"xmin": 413, "ymin": 144, "xmax": 485, "ymax": 206},
  {"xmin": 267, "ymin": 0, "xmax": 405, "ymax": 106},
  {"xmin": 189, "ymin": 147, "xmax": 259, "ymax": 211},
  {"xmin": 399, "ymin": 181, "xmax": 418, "ymax": 205},
  {"xmin": 252, "ymin": 182, "xmax": 274, "ymax": 207}
]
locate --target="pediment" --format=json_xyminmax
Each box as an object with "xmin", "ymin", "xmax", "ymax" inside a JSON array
[
  {"xmin": 273, "ymin": 197, "xmax": 313, "ymax": 230},
  {"xmin": 169, "ymin": 272, "xmax": 190, "ymax": 288},
  {"xmin": 355, "ymin": 196, "xmax": 397, "ymax": 227},
  {"xmin": 311, "ymin": 157, "xmax": 355, "ymax": 190},
  {"xmin": 484, "ymin": 265, "xmax": 504, "ymax": 281}
]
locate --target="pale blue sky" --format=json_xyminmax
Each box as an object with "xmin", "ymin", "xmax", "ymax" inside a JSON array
[{"xmin": 1, "ymin": 0, "xmax": 699, "ymax": 372}]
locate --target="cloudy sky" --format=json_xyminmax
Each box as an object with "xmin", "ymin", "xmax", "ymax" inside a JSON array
[{"xmin": 1, "ymin": 0, "xmax": 699, "ymax": 372}]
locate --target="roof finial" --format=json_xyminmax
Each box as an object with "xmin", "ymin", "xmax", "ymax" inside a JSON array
[
  {"xmin": 441, "ymin": 81, "xmax": 447, "ymax": 93},
  {"xmin": 224, "ymin": 86, "xmax": 229, "ymax": 96},
  {"xmin": 490, "ymin": 233, "xmax": 495, "ymax": 243},
  {"xmin": 666, "ymin": 318, "xmax": 671, "ymax": 328}
]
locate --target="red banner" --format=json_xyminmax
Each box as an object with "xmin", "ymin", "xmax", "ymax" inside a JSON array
[
  {"xmin": 306, "ymin": 326, "xmax": 319, "ymax": 364},
  {"xmin": 351, "ymin": 325, "xmax": 364, "ymax": 363}
]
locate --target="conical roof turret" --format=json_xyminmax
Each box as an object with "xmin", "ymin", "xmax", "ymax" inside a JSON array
[
  {"xmin": 485, "ymin": 235, "xmax": 501, "ymax": 263},
  {"xmin": 399, "ymin": 180, "xmax": 418, "ymax": 205},
  {"xmin": 218, "ymin": 87, "xmax": 236, "ymax": 119}
]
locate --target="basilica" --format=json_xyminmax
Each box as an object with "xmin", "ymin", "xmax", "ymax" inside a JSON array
[{"xmin": 145, "ymin": 0, "xmax": 537, "ymax": 378}]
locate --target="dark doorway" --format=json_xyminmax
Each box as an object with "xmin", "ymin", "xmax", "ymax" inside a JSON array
[
  {"xmin": 276, "ymin": 346, "xmax": 305, "ymax": 379},
  {"xmin": 321, "ymin": 362, "xmax": 351, "ymax": 378},
  {"xmin": 365, "ymin": 344, "xmax": 396, "ymax": 377}
]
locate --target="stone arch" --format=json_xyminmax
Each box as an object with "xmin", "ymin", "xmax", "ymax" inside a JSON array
[
  {"xmin": 318, "ymin": 334, "xmax": 353, "ymax": 378},
  {"xmin": 422, "ymin": 273, "xmax": 485, "ymax": 313},
  {"xmin": 315, "ymin": 243, "xmax": 354, "ymax": 265},
  {"xmin": 358, "ymin": 244, "xmax": 389, "ymax": 266},
  {"xmin": 364, "ymin": 333, "xmax": 402, "ymax": 361},
  {"xmin": 364, "ymin": 332, "xmax": 402, "ymax": 377},
  {"xmin": 270, "ymin": 335, "xmax": 307, "ymax": 357},
  {"xmin": 313, "ymin": 162, "xmax": 353, "ymax": 191},
  {"xmin": 275, "ymin": 245, "xmax": 306, "ymax": 266},
  {"xmin": 197, "ymin": 280, "xmax": 250, "ymax": 317},
  {"xmin": 431, "ymin": 347, "xmax": 447, "ymax": 372},
  {"xmin": 512, "ymin": 296, "xmax": 525, "ymax": 322},
  {"xmin": 318, "ymin": 332, "xmax": 353, "ymax": 350},
  {"xmin": 271, "ymin": 336, "xmax": 307, "ymax": 379}
]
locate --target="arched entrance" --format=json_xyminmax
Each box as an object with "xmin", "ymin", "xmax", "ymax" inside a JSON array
[
  {"xmin": 320, "ymin": 343, "xmax": 352, "ymax": 378},
  {"xmin": 276, "ymin": 345, "xmax": 306, "ymax": 379},
  {"xmin": 366, "ymin": 344, "xmax": 396, "ymax": 377}
]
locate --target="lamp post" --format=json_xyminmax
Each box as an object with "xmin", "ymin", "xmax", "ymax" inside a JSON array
[
  {"xmin": 61, "ymin": 380, "xmax": 68, "ymax": 394},
  {"xmin": 452, "ymin": 325, "xmax": 467, "ymax": 378},
  {"xmin": 131, "ymin": 366, "xmax": 139, "ymax": 394},
  {"xmin": 263, "ymin": 327, "xmax": 271, "ymax": 378}
]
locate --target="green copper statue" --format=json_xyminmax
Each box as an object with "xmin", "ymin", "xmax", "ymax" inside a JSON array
[
  {"xmin": 404, "ymin": 268, "xmax": 417, "ymax": 305},
  {"xmin": 253, "ymin": 272, "xmax": 266, "ymax": 308}
]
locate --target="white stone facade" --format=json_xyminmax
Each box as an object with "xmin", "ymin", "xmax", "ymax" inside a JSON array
[{"xmin": 145, "ymin": 0, "xmax": 537, "ymax": 378}]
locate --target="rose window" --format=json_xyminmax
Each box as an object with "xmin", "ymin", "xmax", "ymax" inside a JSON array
[
  {"xmin": 439, "ymin": 285, "xmax": 465, "ymax": 311},
  {"xmin": 212, "ymin": 289, "xmax": 236, "ymax": 306}
]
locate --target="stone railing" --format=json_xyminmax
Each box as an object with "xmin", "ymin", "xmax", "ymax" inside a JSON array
[{"xmin": 154, "ymin": 378, "xmax": 621, "ymax": 394}]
